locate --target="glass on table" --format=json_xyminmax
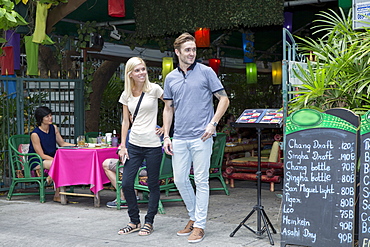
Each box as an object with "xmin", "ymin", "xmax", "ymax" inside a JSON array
[{"xmin": 77, "ymin": 135, "xmax": 86, "ymax": 147}]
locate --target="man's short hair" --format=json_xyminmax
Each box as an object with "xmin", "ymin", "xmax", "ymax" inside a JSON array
[{"xmin": 173, "ymin": 33, "xmax": 196, "ymax": 51}]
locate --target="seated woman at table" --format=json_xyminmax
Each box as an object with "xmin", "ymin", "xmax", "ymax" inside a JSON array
[
  {"xmin": 116, "ymin": 57, "xmax": 164, "ymax": 236},
  {"xmin": 28, "ymin": 106, "xmax": 75, "ymax": 202}
]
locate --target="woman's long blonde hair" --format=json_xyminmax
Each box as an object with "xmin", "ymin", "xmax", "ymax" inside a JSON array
[{"xmin": 123, "ymin": 57, "xmax": 151, "ymax": 98}]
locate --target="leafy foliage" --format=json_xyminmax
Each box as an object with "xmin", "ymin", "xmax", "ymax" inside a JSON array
[
  {"xmin": 133, "ymin": 0, "xmax": 284, "ymax": 38},
  {"xmin": 289, "ymin": 8, "xmax": 370, "ymax": 114},
  {"xmin": 0, "ymin": 0, "xmax": 27, "ymax": 30},
  {"xmin": 76, "ymin": 21, "xmax": 105, "ymax": 50},
  {"xmin": 222, "ymin": 73, "xmax": 282, "ymax": 117},
  {"xmin": 99, "ymin": 74, "xmax": 124, "ymax": 133},
  {"xmin": 0, "ymin": 89, "xmax": 47, "ymax": 183}
]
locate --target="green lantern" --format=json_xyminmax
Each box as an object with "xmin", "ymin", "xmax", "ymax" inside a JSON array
[{"xmin": 246, "ymin": 63, "xmax": 257, "ymax": 84}]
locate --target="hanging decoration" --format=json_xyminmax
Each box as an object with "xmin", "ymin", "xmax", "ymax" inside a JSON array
[
  {"xmin": 25, "ymin": 36, "xmax": 39, "ymax": 76},
  {"xmin": 209, "ymin": 58, "xmax": 221, "ymax": 75},
  {"xmin": 108, "ymin": 0, "xmax": 126, "ymax": 17},
  {"xmin": 32, "ymin": 2, "xmax": 49, "ymax": 44},
  {"xmin": 272, "ymin": 61, "xmax": 282, "ymax": 85},
  {"xmin": 242, "ymin": 32, "xmax": 254, "ymax": 63},
  {"xmin": 162, "ymin": 57, "xmax": 173, "ymax": 80},
  {"xmin": 1, "ymin": 74, "xmax": 17, "ymax": 99},
  {"xmin": 5, "ymin": 30, "xmax": 21, "ymax": 70},
  {"xmin": 194, "ymin": 28, "xmax": 210, "ymax": 48},
  {"xmin": 246, "ymin": 63, "xmax": 257, "ymax": 84},
  {"xmin": 1, "ymin": 46, "xmax": 14, "ymax": 75}
]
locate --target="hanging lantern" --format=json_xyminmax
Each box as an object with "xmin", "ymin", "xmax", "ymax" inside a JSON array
[
  {"xmin": 246, "ymin": 63, "xmax": 257, "ymax": 84},
  {"xmin": 162, "ymin": 57, "xmax": 173, "ymax": 80},
  {"xmin": 194, "ymin": 28, "xmax": 210, "ymax": 48},
  {"xmin": 272, "ymin": 61, "xmax": 282, "ymax": 85},
  {"xmin": 5, "ymin": 30, "xmax": 20, "ymax": 70},
  {"xmin": 108, "ymin": 0, "xmax": 126, "ymax": 17},
  {"xmin": 24, "ymin": 36, "xmax": 39, "ymax": 76},
  {"xmin": 1, "ymin": 46, "xmax": 14, "ymax": 75},
  {"xmin": 209, "ymin": 58, "xmax": 221, "ymax": 75},
  {"xmin": 242, "ymin": 33, "xmax": 254, "ymax": 63}
]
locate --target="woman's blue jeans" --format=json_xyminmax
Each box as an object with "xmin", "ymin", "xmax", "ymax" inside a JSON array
[{"xmin": 122, "ymin": 142, "xmax": 162, "ymax": 225}]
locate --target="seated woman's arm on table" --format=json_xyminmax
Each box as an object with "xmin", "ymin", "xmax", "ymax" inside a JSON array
[{"xmin": 55, "ymin": 124, "xmax": 75, "ymax": 147}]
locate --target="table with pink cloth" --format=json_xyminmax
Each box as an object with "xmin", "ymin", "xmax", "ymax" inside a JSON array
[{"xmin": 49, "ymin": 146, "xmax": 118, "ymax": 206}]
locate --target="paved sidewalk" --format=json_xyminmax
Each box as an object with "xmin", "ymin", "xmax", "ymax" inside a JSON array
[{"xmin": 0, "ymin": 180, "xmax": 283, "ymax": 247}]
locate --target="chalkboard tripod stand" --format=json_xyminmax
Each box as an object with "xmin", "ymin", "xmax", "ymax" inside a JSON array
[{"xmin": 229, "ymin": 127, "xmax": 277, "ymax": 245}]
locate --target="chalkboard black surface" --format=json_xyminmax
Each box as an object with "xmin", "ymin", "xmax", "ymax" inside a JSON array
[
  {"xmin": 281, "ymin": 109, "xmax": 356, "ymax": 247},
  {"xmin": 359, "ymin": 111, "xmax": 370, "ymax": 246}
]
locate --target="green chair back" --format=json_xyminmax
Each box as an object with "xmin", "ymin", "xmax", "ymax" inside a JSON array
[
  {"xmin": 190, "ymin": 132, "xmax": 229, "ymax": 195},
  {"xmin": 210, "ymin": 132, "xmax": 227, "ymax": 170},
  {"xmin": 7, "ymin": 134, "xmax": 47, "ymax": 203}
]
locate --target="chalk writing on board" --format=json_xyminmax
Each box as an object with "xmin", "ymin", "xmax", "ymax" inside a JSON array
[{"xmin": 281, "ymin": 131, "xmax": 355, "ymax": 246}]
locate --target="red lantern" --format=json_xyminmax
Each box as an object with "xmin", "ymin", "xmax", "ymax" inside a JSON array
[
  {"xmin": 194, "ymin": 28, "xmax": 210, "ymax": 47},
  {"xmin": 1, "ymin": 46, "xmax": 14, "ymax": 75},
  {"xmin": 108, "ymin": 0, "xmax": 125, "ymax": 17},
  {"xmin": 209, "ymin": 58, "xmax": 221, "ymax": 75}
]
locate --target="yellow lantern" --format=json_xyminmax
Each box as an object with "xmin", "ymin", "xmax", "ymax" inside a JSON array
[
  {"xmin": 162, "ymin": 57, "xmax": 173, "ymax": 80},
  {"xmin": 272, "ymin": 61, "xmax": 282, "ymax": 85},
  {"xmin": 246, "ymin": 63, "xmax": 257, "ymax": 84}
]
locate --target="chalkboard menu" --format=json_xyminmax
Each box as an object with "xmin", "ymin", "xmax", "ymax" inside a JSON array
[
  {"xmin": 359, "ymin": 111, "xmax": 370, "ymax": 246},
  {"xmin": 281, "ymin": 109, "xmax": 357, "ymax": 247}
]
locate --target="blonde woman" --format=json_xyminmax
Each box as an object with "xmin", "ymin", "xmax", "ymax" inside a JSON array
[{"xmin": 117, "ymin": 57, "xmax": 164, "ymax": 236}]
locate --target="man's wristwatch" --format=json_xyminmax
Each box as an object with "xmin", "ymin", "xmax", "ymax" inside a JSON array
[{"xmin": 210, "ymin": 121, "xmax": 218, "ymax": 127}]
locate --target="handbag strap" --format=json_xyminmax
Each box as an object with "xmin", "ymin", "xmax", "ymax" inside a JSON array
[{"xmin": 132, "ymin": 92, "xmax": 145, "ymax": 123}]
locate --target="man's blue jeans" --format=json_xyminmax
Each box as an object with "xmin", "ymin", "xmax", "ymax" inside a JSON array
[{"xmin": 172, "ymin": 137, "xmax": 213, "ymax": 229}]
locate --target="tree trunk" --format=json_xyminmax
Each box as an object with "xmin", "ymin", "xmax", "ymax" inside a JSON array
[
  {"xmin": 38, "ymin": 45, "xmax": 61, "ymax": 78},
  {"xmin": 46, "ymin": 0, "xmax": 87, "ymax": 34},
  {"xmin": 85, "ymin": 60, "xmax": 121, "ymax": 132}
]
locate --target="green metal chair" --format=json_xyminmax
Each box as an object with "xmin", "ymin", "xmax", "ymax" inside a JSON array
[
  {"xmin": 190, "ymin": 132, "xmax": 229, "ymax": 195},
  {"xmin": 7, "ymin": 134, "xmax": 47, "ymax": 203},
  {"xmin": 116, "ymin": 152, "xmax": 182, "ymax": 214}
]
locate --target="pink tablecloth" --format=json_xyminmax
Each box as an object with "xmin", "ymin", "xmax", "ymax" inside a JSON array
[{"xmin": 49, "ymin": 147, "xmax": 118, "ymax": 194}]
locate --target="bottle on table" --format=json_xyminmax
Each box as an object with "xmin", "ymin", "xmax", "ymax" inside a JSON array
[
  {"xmin": 112, "ymin": 130, "xmax": 118, "ymax": 147},
  {"xmin": 105, "ymin": 133, "xmax": 112, "ymax": 146},
  {"xmin": 97, "ymin": 131, "xmax": 103, "ymax": 144}
]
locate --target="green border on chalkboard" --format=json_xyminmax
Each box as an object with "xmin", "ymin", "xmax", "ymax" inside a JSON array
[
  {"xmin": 360, "ymin": 111, "xmax": 370, "ymax": 135},
  {"xmin": 286, "ymin": 109, "xmax": 357, "ymax": 134},
  {"xmin": 290, "ymin": 109, "xmax": 323, "ymax": 126}
]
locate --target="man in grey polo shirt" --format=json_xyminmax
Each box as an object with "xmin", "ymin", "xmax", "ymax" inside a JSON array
[{"xmin": 162, "ymin": 32, "xmax": 229, "ymax": 243}]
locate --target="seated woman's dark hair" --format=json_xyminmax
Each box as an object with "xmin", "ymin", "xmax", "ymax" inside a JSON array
[
  {"xmin": 225, "ymin": 113, "xmax": 235, "ymax": 122},
  {"xmin": 35, "ymin": 106, "xmax": 52, "ymax": 126}
]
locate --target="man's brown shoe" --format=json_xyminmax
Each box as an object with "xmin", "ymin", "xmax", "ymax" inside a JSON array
[
  {"xmin": 188, "ymin": 227, "xmax": 205, "ymax": 243},
  {"xmin": 177, "ymin": 220, "xmax": 195, "ymax": 236}
]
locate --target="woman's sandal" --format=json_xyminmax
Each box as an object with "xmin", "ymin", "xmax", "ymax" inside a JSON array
[
  {"xmin": 118, "ymin": 223, "xmax": 141, "ymax": 235},
  {"xmin": 138, "ymin": 223, "xmax": 154, "ymax": 236}
]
